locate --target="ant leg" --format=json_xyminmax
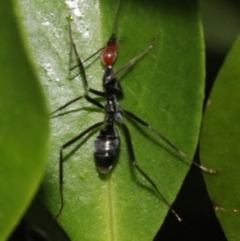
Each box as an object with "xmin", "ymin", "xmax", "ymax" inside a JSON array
[
  {"xmin": 88, "ymin": 89, "xmax": 105, "ymax": 97},
  {"xmin": 51, "ymin": 96, "xmax": 84, "ymax": 115},
  {"xmin": 69, "ymin": 47, "xmax": 104, "ymax": 72},
  {"xmin": 69, "ymin": 0, "xmax": 122, "ymax": 71},
  {"xmin": 68, "ymin": 20, "xmax": 89, "ymax": 91},
  {"xmin": 68, "ymin": 20, "xmax": 105, "ymax": 95},
  {"xmin": 53, "ymin": 121, "xmax": 104, "ymax": 219},
  {"xmin": 120, "ymin": 122, "xmax": 182, "ymax": 222},
  {"xmin": 51, "ymin": 95, "xmax": 104, "ymax": 115},
  {"xmin": 108, "ymin": 42, "xmax": 154, "ymax": 83},
  {"xmin": 123, "ymin": 109, "xmax": 218, "ymax": 174}
]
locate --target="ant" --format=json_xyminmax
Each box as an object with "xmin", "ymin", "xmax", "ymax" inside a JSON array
[{"xmin": 52, "ymin": 1, "xmax": 217, "ymax": 221}]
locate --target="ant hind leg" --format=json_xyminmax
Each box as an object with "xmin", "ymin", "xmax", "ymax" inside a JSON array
[{"xmin": 120, "ymin": 122, "xmax": 182, "ymax": 222}]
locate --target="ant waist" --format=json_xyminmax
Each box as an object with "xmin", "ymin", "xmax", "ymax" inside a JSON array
[{"xmin": 105, "ymin": 112, "xmax": 122, "ymax": 123}]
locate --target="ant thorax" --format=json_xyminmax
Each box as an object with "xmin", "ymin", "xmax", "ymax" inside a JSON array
[{"xmin": 104, "ymin": 95, "xmax": 123, "ymax": 123}]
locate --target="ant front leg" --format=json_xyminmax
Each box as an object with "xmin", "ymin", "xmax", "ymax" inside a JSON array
[
  {"xmin": 111, "ymin": 42, "xmax": 154, "ymax": 82},
  {"xmin": 67, "ymin": 20, "xmax": 108, "ymax": 97},
  {"xmin": 54, "ymin": 121, "xmax": 104, "ymax": 219},
  {"xmin": 120, "ymin": 122, "xmax": 182, "ymax": 222},
  {"xmin": 67, "ymin": 20, "xmax": 89, "ymax": 92},
  {"xmin": 51, "ymin": 95, "xmax": 104, "ymax": 115}
]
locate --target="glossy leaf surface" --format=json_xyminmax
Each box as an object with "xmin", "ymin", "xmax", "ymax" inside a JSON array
[{"xmin": 19, "ymin": 0, "xmax": 204, "ymax": 240}]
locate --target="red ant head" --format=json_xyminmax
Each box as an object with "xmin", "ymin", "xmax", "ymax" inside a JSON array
[{"xmin": 101, "ymin": 34, "xmax": 118, "ymax": 66}]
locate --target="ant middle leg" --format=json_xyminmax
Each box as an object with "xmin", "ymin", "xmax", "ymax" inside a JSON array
[
  {"xmin": 51, "ymin": 94, "xmax": 104, "ymax": 115},
  {"xmin": 122, "ymin": 109, "xmax": 218, "ymax": 174}
]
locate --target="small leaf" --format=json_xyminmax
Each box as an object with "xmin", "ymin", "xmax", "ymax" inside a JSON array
[
  {"xmin": 19, "ymin": 0, "xmax": 204, "ymax": 240},
  {"xmin": 0, "ymin": 1, "xmax": 49, "ymax": 240},
  {"xmin": 200, "ymin": 35, "xmax": 240, "ymax": 240}
]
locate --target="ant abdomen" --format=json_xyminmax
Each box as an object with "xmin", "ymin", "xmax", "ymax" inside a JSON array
[{"xmin": 94, "ymin": 124, "xmax": 120, "ymax": 174}]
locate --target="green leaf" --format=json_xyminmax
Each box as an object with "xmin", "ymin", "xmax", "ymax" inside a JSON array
[
  {"xmin": 0, "ymin": 1, "xmax": 49, "ymax": 240},
  {"xmin": 200, "ymin": 35, "xmax": 240, "ymax": 240},
  {"xmin": 19, "ymin": 0, "xmax": 204, "ymax": 240}
]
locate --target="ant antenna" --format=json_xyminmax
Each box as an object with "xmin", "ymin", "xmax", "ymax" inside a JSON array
[{"xmin": 111, "ymin": 0, "xmax": 122, "ymax": 36}]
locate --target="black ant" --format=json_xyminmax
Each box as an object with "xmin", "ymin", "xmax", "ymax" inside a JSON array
[{"xmin": 52, "ymin": 1, "xmax": 217, "ymax": 221}]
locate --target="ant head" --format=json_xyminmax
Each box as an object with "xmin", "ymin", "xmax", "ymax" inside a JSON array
[{"xmin": 101, "ymin": 34, "xmax": 118, "ymax": 66}]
